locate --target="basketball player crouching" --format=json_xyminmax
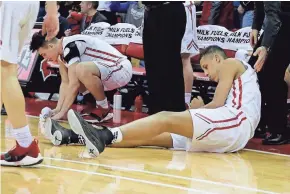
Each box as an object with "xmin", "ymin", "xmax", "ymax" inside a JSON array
[
  {"xmin": 49, "ymin": 45, "xmax": 261, "ymax": 154},
  {"xmin": 30, "ymin": 33, "xmax": 132, "ymax": 123}
]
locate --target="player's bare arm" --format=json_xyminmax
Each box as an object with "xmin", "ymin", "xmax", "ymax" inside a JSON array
[
  {"xmin": 43, "ymin": 1, "xmax": 59, "ymax": 40},
  {"xmin": 53, "ymin": 58, "xmax": 69, "ymax": 115},
  {"xmin": 203, "ymin": 59, "xmax": 241, "ymax": 109},
  {"xmin": 52, "ymin": 63, "xmax": 80, "ymax": 120}
]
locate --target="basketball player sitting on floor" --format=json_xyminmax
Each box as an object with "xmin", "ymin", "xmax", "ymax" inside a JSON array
[
  {"xmin": 30, "ymin": 32, "xmax": 132, "ymax": 123},
  {"xmin": 45, "ymin": 45, "xmax": 261, "ymax": 153}
]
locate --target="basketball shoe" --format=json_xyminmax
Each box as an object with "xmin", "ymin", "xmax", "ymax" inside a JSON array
[
  {"xmin": 67, "ymin": 109, "xmax": 114, "ymax": 157},
  {"xmin": 82, "ymin": 106, "xmax": 113, "ymax": 124},
  {"xmin": 1, "ymin": 139, "xmax": 43, "ymax": 167},
  {"xmin": 46, "ymin": 118, "xmax": 86, "ymax": 146}
]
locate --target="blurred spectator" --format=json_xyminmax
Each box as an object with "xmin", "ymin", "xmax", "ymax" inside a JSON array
[
  {"xmin": 80, "ymin": 1, "xmax": 107, "ymax": 32},
  {"xmin": 66, "ymin": 11, "xmax": 83, "ymax": 35},
  {"xmin": 200, "ymin": 1, "xmax": 234, "ymax": 30},
  {"xmin": 110, "ymin": 1, "xmax": 145, "ymax": 28},
  {"xmin": 38, "ymin": 2, "xmax": 69, "ymax": 38},
  {"xmin": 37, "ymin": 2, "xmax": 46, "ymax": 22},
  {"xmin": 65, "ymin": 1, "xmax": 108, "ymax": 36},
  {"xmin": 98, "ymin": 1, "xmax": 118, "ymax": 25},
  {"xmin": 233, "ymin": 1, "xmax": 241, "ymax": 28},
  {"xmin": 238, "ymin": 1, "xmax": 254, "ymax": 27}
]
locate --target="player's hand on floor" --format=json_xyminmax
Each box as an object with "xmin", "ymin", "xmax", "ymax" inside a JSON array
[
  {"xmin": 190, "ymin": 96, "xmax": 204, "ymax": 109},
  {"xmin": 51, "ymin": 108, "xmax": 60, "ymax": 116},
  {"xmin": 51, "ymin": 111, "xmax": 66, "ymax": 120}
]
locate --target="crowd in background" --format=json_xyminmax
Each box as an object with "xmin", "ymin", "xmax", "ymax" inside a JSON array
[{"xmin": 35, "ymin": 1, "xmax": 255, "ymax": 38}]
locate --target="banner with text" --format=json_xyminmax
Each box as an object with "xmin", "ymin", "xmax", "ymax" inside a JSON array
[
  {"xmin": 81, "ymin": 22, "xmax": 110, "ymax": 38},
  {"xmin": 103, "ymin": 23, "xmax": 137, "ymax": 45},
  {"xmin": 81, "ymin": 23, "xmax": 264, "ymax": 50}
]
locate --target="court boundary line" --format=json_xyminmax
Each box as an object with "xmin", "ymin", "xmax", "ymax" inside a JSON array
[
  {"xmin": 43, "ymin": 156, "xmax": 277, "ymax": 194},
  {"xmin": 26, "ymin": 115, "xmax": 290, "ymax": 158},
  {"xmin": 38, "ymin": 164, "xmax": 218, "ymax": 194},
  {"xmin": 244, "ymin": 149, "xmax": 290, "ymax": 158}
]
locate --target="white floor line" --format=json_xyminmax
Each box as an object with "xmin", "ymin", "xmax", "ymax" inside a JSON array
[
  {"xmin": 38, "ymin": 164, "xmax": 217, "ymax": 194},
  {"xmin": 244, "ymin": 149, "xmax": 290, "ymax": 158},
  {"xmin": 43, "ymin": 156, "xmax": 277, "ymax": 194}
]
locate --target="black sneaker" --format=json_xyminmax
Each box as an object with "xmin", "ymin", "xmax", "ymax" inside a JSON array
[
  {"xmin": 67, "ymin": 109, "xmax": 113, "ymax": 157},
  {"xmin": 1, "ymin": 106, "xmax": 7, "ymax": 115},
  {"xmin": 50, "ymin": 119, "xmax": 86, "ymax": 146}
]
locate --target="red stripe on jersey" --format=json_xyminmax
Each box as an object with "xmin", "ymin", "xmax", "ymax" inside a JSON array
[
  {"xmin": 237, "ymin": 77, "xmax": 243, "ymax": 109},
  {"xmin": 195, "ymin": 111, "xmax": 243, "ymax": 124},
  {"xmin": 197, "ymin": 117, "xmax": 247, "ymax": 140},
  {"xmin": 232, "ymin": 82, "xmax": 237, "ymax": 108},
  {"xmin": 103, "ymin": 66, "xmax": 123, "ymax": 81},
  {"xmin": 84, "ymin": 52, "xmax": 118, "ymax": 64},
  {"xmin": 86, "ymin": 47, "xmax": 121, "ymax": 60}
]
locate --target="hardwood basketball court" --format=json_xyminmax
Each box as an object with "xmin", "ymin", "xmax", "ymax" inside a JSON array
[{"xmin": 1, "ymin": 115, "xmax": 290, "ymax": 194}]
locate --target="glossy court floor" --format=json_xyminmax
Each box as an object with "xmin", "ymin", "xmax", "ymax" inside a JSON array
[{"xmin": 1, "ymin": 115, "xmax": 290, "ymax": 194}]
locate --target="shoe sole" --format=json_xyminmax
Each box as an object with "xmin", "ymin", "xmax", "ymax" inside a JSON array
[
  {"xmin": 84, "ymin": 113, "xmax": 114, "ymax": 124},
  {"xmin": 67, "ymin": 109, "xmax": 100, "ymax": 157},
  {"xmin": 51, "ymin": 130, "xmax": 63, "ymax": 146},
  {"xmin": 1, "ymin": 154, "xmax": 43, "ymax": 167},
  {"xmin": 39, "ymin": 117, "xmax": 53, "ymax": 140},
  {"xmin": 262, "ymin": 139, "xmax": 290, "ymax": 145}
]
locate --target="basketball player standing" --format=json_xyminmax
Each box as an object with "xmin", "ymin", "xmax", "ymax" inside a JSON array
[{"xmin": 0, "ymin": 1, "xmax": 59, "ymax": 166}]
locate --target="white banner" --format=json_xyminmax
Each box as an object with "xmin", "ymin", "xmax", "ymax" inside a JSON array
[
  {"xmin": 81, "ymin": 23, "xmax": 263, "ymax": 51},
  {"xmin": 103, "ymin": 23, "xmax": 137, "ymax": 45},
  {"xmin": 81, "ymin": 22, "xmax": 110, "ymax": 38},
  {"xmin": 197, "ymin": 25, "xmax": 230, "ymax": 49},
  {"xmin": 131, "ymin": 27, "xmax": 143, "ymax": 44}
]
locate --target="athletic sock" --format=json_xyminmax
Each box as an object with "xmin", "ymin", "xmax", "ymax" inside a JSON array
[
  {"xmin": 108, "ymin": 127, "xmax": 123, "ymax": 144},
  {"xmin": 82, "ymin": 90, "xmax": 90, "ymax": 96},
  {"xmin": 12, "ymin": 125, "xmax": 33, "ymax": 148},
  {"xmin": 185, "ymin": 93, "xmax": 191, "ymax": 104},
  {"xmin": 96, "ymin": 98, "xmax": 109, "ymax": 109}
]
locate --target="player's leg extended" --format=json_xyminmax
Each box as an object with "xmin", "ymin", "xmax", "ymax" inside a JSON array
[
  {"xmin": 67, "ymin": 110, "xmax": 193, "ymax": 156},
  {"xmin": 181, "ymin": 53, "xmax": 194, "ymax": 105},
  {"xmin": 110, "ymin": 133, "xmax": 174, "ymax": 148}
]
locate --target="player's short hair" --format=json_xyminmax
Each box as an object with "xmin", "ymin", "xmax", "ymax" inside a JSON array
[
  {"xmin": 199, "ymin": 45, "xmax": 228, "ymax": 61},
  {"xmin": 29, "ymin": 31, "xmax": 57, "ymax": 52},
  {"xmin": 86, "ymin": 1, "xmax": 99, "ymax": 9}
]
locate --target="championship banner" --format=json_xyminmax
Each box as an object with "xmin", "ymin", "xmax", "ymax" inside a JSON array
[
  {"xmin": 197, "ymin": 25, "xmax": 230, "ymax": 49},
  {"xmin": 17, "ymin": 29, "xmax": 41, "ymax": 82},
  {"xmin": 131, "ymin": 27, "xmax": 143, "ymax": 44},
  {"xmin": 81, "ymin": 22, "xmax": 110, "ymax": 38},
  {"xmin": 103, "ymin": 23, "xmax": 137, "ymax": 45},
  {"xmin": 225, "ymin": 27, "xmax": 264, "ymax": 51}
]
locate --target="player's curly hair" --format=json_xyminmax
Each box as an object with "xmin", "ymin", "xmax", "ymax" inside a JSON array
[
  {"xmin": 30, "ymin": 31, "xmax": 46, "ymax": 52},
  {"xmin": 30, "ymin": 31, "xmax": 57, "ymax": 52}
]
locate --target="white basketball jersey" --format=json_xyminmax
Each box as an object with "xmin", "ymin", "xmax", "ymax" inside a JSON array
[
  {"xmin": 225, "ymin": 61, "xmax": 261, "ymax": 132},
  {"xmin": 62, "ymin": 34, "xmax": 127, "ymax": 68}
]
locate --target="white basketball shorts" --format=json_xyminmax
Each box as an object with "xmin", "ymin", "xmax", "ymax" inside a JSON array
[
  {"xmin": 171, "ymin": 106, "xmax": 253, "ymax": 153},
  {"xmin": 181, "ymin": 3, "xmax": 199, "ymax": 55},
  {"xmin": 0, "ymin": 1, "xmax": 39, "ymax": 64},
  {"xmin": 93, "ymin": 59, "xmax": 132, "ymax": 91}
]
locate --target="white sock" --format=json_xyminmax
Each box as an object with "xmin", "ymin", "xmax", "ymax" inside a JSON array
[
  {"xmin": 185, "ymin": 93, "xmax": 191, "ymax": 104},
  {"xmin": 109, "ymin": 127, "xmax": 123, "ymax": 143},
  {"xmin": 12, "ymin": 125, "xmax": 33, "ymax": 148},
  {"xmin": 82, "ymin": 90, "xmax": 90, "ymax": 96},
  {"xmin": 96, "ymin": 98, "xmax": 108, "ymax": 109}
]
